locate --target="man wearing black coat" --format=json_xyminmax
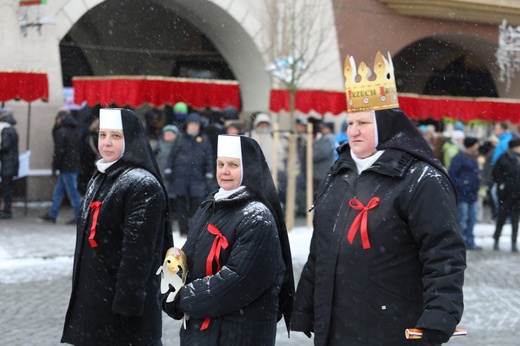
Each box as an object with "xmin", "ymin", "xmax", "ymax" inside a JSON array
[
  {"xmin": 0, "ymin": 108, "xmax": 19, "ymax": 219},
  {"xmin": 492, "ymin": 137, "xmax": 520, "ymax": 252},
  {"xmin": 40, "ymin": 110, "xmax": 83, "ymax": 224},
  {"xmin": 167, "ymin": 112, "xmax": 214, "ymax": 236}
]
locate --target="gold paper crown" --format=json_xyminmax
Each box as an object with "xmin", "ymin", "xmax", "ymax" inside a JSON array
[{"xmin": 344, "ymin": 51, "xmax": 399, "ymax": 113}]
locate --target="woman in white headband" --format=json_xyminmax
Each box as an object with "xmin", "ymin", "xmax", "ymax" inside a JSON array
[
  {"xmin": 162, "ymin": 134, "xmax": 294, "ymax": 345},
  {"xmin": 61, "ymin": 108, "xmax": 173, "ymax": 346}
]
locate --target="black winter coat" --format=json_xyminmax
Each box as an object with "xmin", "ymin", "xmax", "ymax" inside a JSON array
[
  {"xmin": 493, "ymin": 149, "xmax": 520, "ymax": 202},
  {"xmin": 52, "ymin": 114, "xmax": 82, "ymax": 172},
  {"xmin": 0, "ymin": 115, "xmax": 19, "ymax": 177},
  {"xmin": 292, "ymin": 148, "xmax": 466, "ymax": 346},
  {"xmin": 165, "ymin": 188, "xmax": 286, "ymax": 345},
  {"xmin": 168, "ymin": 132, "xmax": 214, "ymax": 198},
  {"xmin": 62, "ymin": 163, "xmax": 169, "ymax": 346}
]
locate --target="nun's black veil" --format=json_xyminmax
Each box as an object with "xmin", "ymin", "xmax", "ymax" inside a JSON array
[
  {"xmin": 375, "ymin": 107, "xmax": 451, "ymax": 182},
  {"xmin": 235, "ymin": 135, "xmax": 295, "ymax": 332}
]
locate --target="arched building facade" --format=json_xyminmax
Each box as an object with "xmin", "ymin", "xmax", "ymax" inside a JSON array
[{"xmin": 0, "ymin": 0, "xmax": 517, "ymax": 200}]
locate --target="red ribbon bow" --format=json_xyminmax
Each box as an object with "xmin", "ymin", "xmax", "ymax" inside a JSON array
[
  {"xmin": 201, "ymin": 223, "xmax": 229, "ymax": 330},
  {"xmin": 88, "ymin": 201, "xmax": 102, "ymax": 248},
  {"xmin": 347, "ymin": 197, "xmax": 380, "ymax": 250}
]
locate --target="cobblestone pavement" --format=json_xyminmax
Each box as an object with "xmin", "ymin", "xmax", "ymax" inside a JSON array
[{"xmin": 1, "ymin": 204, "xmax": 519, "ymax": 345}]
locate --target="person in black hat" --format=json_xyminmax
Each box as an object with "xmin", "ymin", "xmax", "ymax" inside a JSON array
[
  {"xmin": 448, "ymin": 136, "xmax": 482, "ymax": 250},
  {"xmin": 492, "ymin": 136, "xmax": 520, "ymax": 252},
  {"xmin": 167, "ymin": 112, "xmax": 214, "ymax": 236},
  {"xmin": 161, "ymin": 134, "xmax": 294, "ymax": 345},
  {"xmin": 292, "ymin": 52, "xmax": 465, "ymax": 346},
  {"xmin": 61, "ymin": 108, "xmax": 173, "ymax": 346}
]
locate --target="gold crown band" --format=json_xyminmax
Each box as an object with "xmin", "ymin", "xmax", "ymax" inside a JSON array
[{"xmin": 344, "ymin": 51, "xmax": 399, "ymax": 113}]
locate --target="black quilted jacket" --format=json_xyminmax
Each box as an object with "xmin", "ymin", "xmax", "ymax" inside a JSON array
[{"xmin": 168, "ymin": 187, "xmax": 286, "ymax": 346}]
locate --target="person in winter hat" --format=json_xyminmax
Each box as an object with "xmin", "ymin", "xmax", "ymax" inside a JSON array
[
  {"xmin": 448, "ymin": 136, "xmax": 482, "ymax": 250},
  {"xmin": 154, "ymin": 124, "xmax": 179, "ymax": 222},
  {"xmin": 0, "ymin": 108, "xmax": 19, "ymax": 219},
  {"xmin": 162, "ymin": 134, "xmax": 294, "ymax": 345},
  {"xmin": 248, "ymin": 112, "xmax": 275, "ymax": 169},
  {"xmin": 168, "ymin": 111, "xmax": 214, "ymax": 236},
  {"xmin": 442, "ymin": 129, "xmax": 465, "ymax": 169},
  {"xmin": 292, "ymin": 52, "xmax": 466, "ymax": 346},
  {"xmin": 61, "ymin": 108, "xmax": 173, "ymax": 346},
  {"xmin": 173, "ymin": 101, "xmax": 188, "ymax": 127}
]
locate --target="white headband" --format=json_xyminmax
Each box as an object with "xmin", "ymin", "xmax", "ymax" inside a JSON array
[
  {"xmin": 217, "ymin": 135, "xmax": 242, "ymax": 159},
  {"xmin": 99, "ymin": 109, "xmax": 123, "ymax": 130},
  {"xmin": 373, "ymin": 111, "xmax": 379, "ymax": 148}
]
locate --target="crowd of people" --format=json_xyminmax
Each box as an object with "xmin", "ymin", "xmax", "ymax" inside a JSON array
[{"xmin": 418, "ymin": 120, "xmax": 520, "ymax": 252}]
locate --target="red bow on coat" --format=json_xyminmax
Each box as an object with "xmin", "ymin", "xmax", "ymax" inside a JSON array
[
  {"xmin": 201, "ymin": 223, "xmax": 229, "ymax": 330},
  {"xmin": 347, "ymin": 197, "xmax": 380, "ymax": 249}
]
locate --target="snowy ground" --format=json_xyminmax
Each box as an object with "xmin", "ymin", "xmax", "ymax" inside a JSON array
[
  {"xmin": 1, "ymin": 203, "xmax": 520, "ymax": 345},
  {"xmin": 0, "ymin": 210, "xmax": 312, "ymax": 285}
]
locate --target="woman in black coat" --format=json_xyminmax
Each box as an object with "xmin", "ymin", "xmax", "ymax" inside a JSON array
[
  {"xmin": 162, "ymin": 135, "xmax": 294, "ymax": 345},
  {"xmin": 292, "ymin": 53, "xmax": 465, "ymax": 346},
  {"xmin": 292, "ymin": 107, "xmax": 466, "ymax": 346},
  {"xmin": 61, "ymin": 108, "xmax": 173, "ymax": 345}
]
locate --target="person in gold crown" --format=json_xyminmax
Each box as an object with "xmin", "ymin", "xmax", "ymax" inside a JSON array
[{"xmin": 291, "ymin": 52, "xmax": 466, "ymax": 346}]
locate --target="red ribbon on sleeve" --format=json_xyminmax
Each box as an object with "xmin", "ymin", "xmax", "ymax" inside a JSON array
[
  {"xmin": 347, "ymin": 197, "xmax": 380, "ymax": 250},
  {"xmin": 88, "ymin": 202, "xmax": 102, "ymax": 248},
  {"xmin": 200, "ymin": 223, "xmax": 229, "ymax": 330}
]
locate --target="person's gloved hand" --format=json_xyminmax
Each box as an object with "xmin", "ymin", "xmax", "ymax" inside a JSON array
[
  {"xmin": 420, "ymin": 329, "xmax": 451, "ymax": 345},
  {"xmin": 161, "ymin": 284, "xmax": 184, "ymax": 320}
]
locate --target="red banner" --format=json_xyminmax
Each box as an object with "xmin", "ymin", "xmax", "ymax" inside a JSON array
[
  {"xmin": 72, "ymin": 76, "xmax": 241, "ymax": 110},
  {"xmin": 398, "ymin": 93, "xmax": 520, "ymax": 123},
  {"xmin": 269, "ymin": 89, "xmax": 346, "ymax": 115},
  {"xmin": 0, "ymin": 71, "xmax": 49, "ymax": 102},
  {"xmin": 269, "ymin": 89, "xmax": 520, "ymax": 123},
  {"xmin": 19, "ymin": 0, "xmax": 45, "ymax": 6}
]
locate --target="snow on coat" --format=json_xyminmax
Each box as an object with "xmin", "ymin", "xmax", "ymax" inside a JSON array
[
  {"xmin": 165, "ymin": 188, "xmax": 286, "ymax": 345},
  {"xmin": 292, "ymin": 148, "xmax": 466, "ymax": 346},
  {"xmin": 61, "ymin": 164, "xmax": 169, "ymax": 345}
]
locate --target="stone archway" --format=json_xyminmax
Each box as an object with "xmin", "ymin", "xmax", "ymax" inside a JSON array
[{"xmin": 56, "ymin": 0, "xmax": 271, "ymax": 113}]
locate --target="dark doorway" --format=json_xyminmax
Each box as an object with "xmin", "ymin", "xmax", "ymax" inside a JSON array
[
  {"xmin": 393, "ymin": 37, "xmax": 499, "ymax": 98},
  {"xmin": 59, "ymin": 0, "xmax": 236, "ymax": 86}
]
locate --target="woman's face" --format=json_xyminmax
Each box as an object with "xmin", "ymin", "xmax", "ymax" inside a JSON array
[
  {"xmin": 216, "ymin": 157, "xmax": 241, "ymax": 190},
  {"xmin": 346, "ymin": 111, "xmax": 377, "ymax": 159},
  {"xmin": 98, "ymin": 129, "xmax": 125, "ymax": 162}
]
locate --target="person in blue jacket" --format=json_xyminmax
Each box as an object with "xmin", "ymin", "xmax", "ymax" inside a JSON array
[{"xmin": 448, "ymin": 136, "xmax": 482, "ymax": 250}]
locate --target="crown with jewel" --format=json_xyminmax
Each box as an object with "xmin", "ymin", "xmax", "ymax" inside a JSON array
[{"xmin": 344, "ymin": 51, "xmax": 399, "ymax": 113}]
